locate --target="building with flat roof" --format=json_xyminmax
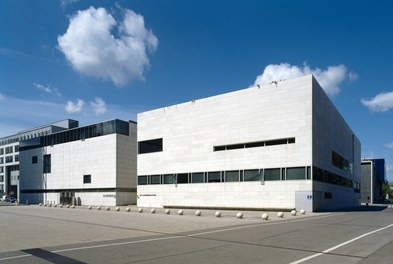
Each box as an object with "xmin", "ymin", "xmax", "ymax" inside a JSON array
[
  {"xmin": 136, "ymin": 75, "xmax": 361, "ymax": 212},
  {"xmin": 361, "ymin": 158, "xmax": 386, "ymax": 204},
  {"xmin": 19, "ymin": 119, "xmax": 137, "ymax": 206},
  {"xmin": 0, "ymin": 119, "xmax": 78, "ymax": 200}
]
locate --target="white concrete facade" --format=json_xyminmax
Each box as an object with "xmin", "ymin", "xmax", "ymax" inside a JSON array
[
  {"xmin": 137, "ymin": 75, "xmax": 361, "ymax": 212},
  {"xmin": 19, "ymin": 120, "xmax": 137, "ymax": 206}
]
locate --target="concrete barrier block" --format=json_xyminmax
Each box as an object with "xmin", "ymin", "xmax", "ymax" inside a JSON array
[
  {"xmin": 116, "ymin": 207, "xmax": 120, "ymax": 211},
  {"xmin": 138, "ymin": 208, "xmax": 143, "ymax": 213},
  {"xmin": 178, "ymin": 209, "xmax": 184, "ymax": 215},
  {"xmin": 300, "ymin": 209, "xmax": 306, "ymax": 215},
  {"xmin": 291, "ymin": 210, "xmax": 297, "ymax": 216},
  {"xmin": 236, "ymin": 212, "xmax": 243, "ymax": 219},
  {"xmin": 262, "ymin": 213, "xmax": 269, "ymax": 220},
  {"xmin": 126, "ymin": 207, "xmax": 131, "ymax": 212},
  {"xmin": 151, "ymin": 208, "xmax": 156, "ymax": 214},
  {"xmin": 215, "ymin": 211, "xmax": 221, "ymax": 218},
  {"xmin": 277, "ymin": 212, "xmax": 284, "ymax": 218},
  {"xmin": 165, "ymin": 209, "xmax": 170, "ymax": 214},
  {"xmin": 195, "ymin": 210, "xmax": 201, "ymax": 216}
]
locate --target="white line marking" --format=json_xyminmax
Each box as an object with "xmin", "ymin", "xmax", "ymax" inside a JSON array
[
  {"xmin": 53, "ymin": 236, "xmax": 183, "ymax": 253},
  {"xmin": 0, "ymin": 213, "xmax": 339, "ymax": 262},
  {"xmin": 289, "ymin": 223, "xmax": 393, "ymax": 264}
]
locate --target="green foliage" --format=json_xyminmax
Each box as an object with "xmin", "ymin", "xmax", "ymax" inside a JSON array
[{"xmin": 381, "ymin": 181, "xmax": 393, "ymax": 198}]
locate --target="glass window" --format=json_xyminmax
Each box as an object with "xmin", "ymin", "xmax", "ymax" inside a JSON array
[
  {"xmin": 214, "ymin": 146, "xmax": 225, "ymax": 151},
  {"xmin": 245, "ymin": 142, "xmax": 265, "ymax": 148},
  {"xmin": 191, "ymin": 172, "xmax": 204, "ymax": 183},
  {"xmin": 0, "ymin": 175, "xmax": 3, "ymax": 182},
  {"xmin": 286, "ymin": 167, "xmax": 306, "ymax": 180},
  {"xmin": 207, "ymin": 172, "xmax": 221, "ymax": 182},
  {"xmin": 244, "ymin": 169, "xmax": 260, "ymax": 181},
  {"xmin": 5, "ymin": 156, "xmax": 13, "ymax": 163},
  {"xmin": 264, "ymin": 168, "xmax": 280, "ymax": 181},
  {"xmin": 83, "ymin": 174, "xmax": 91, "ymax": 184},
  {"xmin": 225, "ymin": 171, "xmax": 239, "ymax": 182},
  {"xmin": 43, "ymin": 154, "xmax": 51, "ymax": 173},
  {"xmin": 14, "ymin": 146, "xmax": 19, "ymax": 152},
  {"xmin": 177, "ymin": 173, "xmax": 188, "ymax": 184},
  {"xmin": 0, "ymin": 157, "xmax": 3, "ymax": 164},
  {"xmin": 226, "ymin": 144, "xmax": 244, "ymax": 150},
  {"xmin": 15, "ymin": 155, "xmax": 19, "ymax": 162},
  {"xmin": 32, "ymin": 156, "xmax": 38, "ymax": 164},
  {"xmin": 138, "ymin": 175, "xmax": 148, "ymax": 185},
  {"xmin": 265, "ymin": 139, "xmax": 287, "ymax": 146},
  {"xmin": 138, "ymin": 138, "xmax": 163, "ymax": 154},
  {"xmin": 0, "ymin": 148, "xmax": 3, "ymax": 155},
  {"xmin": 150, "ymin": 175, "xmax": 161, "ymax": 184},
  {"xmin": 0, "ymin": 167, "xmax": 3, "ymax": 173},
  {"xmin": 163, "ymin": 174, "xmax": 175, "ymax": 184}
]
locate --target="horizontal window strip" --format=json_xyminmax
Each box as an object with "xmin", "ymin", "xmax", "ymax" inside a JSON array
[
  {"xmin": 214, "ymin": 137, "xmax": 295, "ymax": 152},
  {"xmin": 20, "ymin": 187, "xmax": 137, "ymax": 193},
  {"xmin": 137, "ymin": 166, "xmax": 312, "ymax": 185}
]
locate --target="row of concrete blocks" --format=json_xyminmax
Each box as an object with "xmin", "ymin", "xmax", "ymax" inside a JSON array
[{"xmin": 38, "ymin": 203, "xmax": 306, "ymax": 219}]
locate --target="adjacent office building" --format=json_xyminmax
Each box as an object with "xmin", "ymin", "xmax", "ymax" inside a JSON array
[
  {"xmin": 0, "ymin": 119, "xmax": 78, "ymax": 200},
  {"xmin": 361, "ymin": 158, "xmax": 386, "ymax": 204},
  {"xmin": 19, "ymin": 119, "xmax": 137, "ymax": 206},
  {"xmin": 137, "ymin": 75, "xmax": 361, "ymax": 212}
]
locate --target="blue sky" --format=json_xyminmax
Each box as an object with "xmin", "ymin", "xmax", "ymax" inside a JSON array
[{"xmin": 1, "ymin": 0, "xmax": 393, "ymax": 180}]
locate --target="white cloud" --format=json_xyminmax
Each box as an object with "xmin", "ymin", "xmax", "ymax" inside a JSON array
[
  {"xmin": 254, "ymin": 63, "xmax": 356, "ymax": 96},
  {"xmin": 0, "ymin": 92, "xmax": 5, "ymax": 100},
  {"xmin": 65, "ymin": 99, "xmax": 85, "ymax": 113},
  {"xmin": 384, "ymin": 142, "xmax": 393, "ymax": 149},
  {"xmin": 33, "ymin": 83, "xmax": 62, "ymax": 96},
  {"xmin": 90, "ymin": 97, "xmax": 107, "ymax": 115},
  {"xmin": 361, "ymin": 91, "xmax": 393, "ymax": 112},
  {"xmin": 58, "ymin": 6, "xmax": 158, "ymax": 86},
  {"xmin": 60, "ymin": 0, "xmax": 79, "ymax": 8}
]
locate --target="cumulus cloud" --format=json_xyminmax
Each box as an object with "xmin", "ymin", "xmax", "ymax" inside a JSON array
[
  {"xmin": 33, "ymin": 83, "xmax": 62, "ymax": 96},
  {"xmin": 90, "ymin": 97, "xmax": 107, "ymax": 115},
  {"xmin": 65, "ymin": 99, "xmax": 85, "ymax": 113},
  {"xmin": 58, "ymin": 6, "xmax": 158, "ymax": 86},
  {"xmin": 361, "ymin": 91, "xmax": 393, "ymax": 112},
  {"xmin": 254, "ymin": 63, "xmax": 357, "ymax": 96}
]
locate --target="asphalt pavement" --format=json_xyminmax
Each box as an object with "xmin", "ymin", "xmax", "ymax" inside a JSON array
[{"xmin": 0, "ymin": 204, "xmax": 392, "ymax": 263}]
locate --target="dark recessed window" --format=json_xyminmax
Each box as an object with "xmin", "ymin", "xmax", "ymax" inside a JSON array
[
  {"xmin": 163, "ymin": 174, "xmax": 175, "ymax": 184},
  {"xmin": 191, "ymin": 172, "xmax": 204, "ymax": 183},
  {"xmin": 138, "ymin": 138, "xmax": 163, "ymax": 154},
  {"xmin": 286, "ymin": 167, "xmax": 306, "ymax": 180},
  {"xmin": 138, "ymin": 175, "xmax": 148, "ymax": 185},
  {"xmin": 214, "ymin": 146, "xmax": 226, "ymax": 151},
  {"xmin": 150, "ymin": 175, "xmax": 161, "ymax": 184},
  {"xmin": 207, "ymin": 172, "xmax": 221, "ymax": 182},
  {"xmin": 265, "ymin": 139, "xmax": 287, "ymax": 146},
  {"xmin": 244, "ymin": 169, "xmax": 260, "ymax": 181},
  {"xmin": 226, "ymin": 144, "xmax": 244, "ymax": 150},
  {"xmin": 225, "ymin": 171, "xmax": 239, "ymax": 182},
  {"xmin": 264, "ymin": 168, "xmax": 281, "ymax": 181},
  {"xmin": 32, "ymin": 156, "xmax": 38, "ymax": 164},
  {"xmin": 83, "ymin": 174, "xmax": 91, "ymax": 184},
  {"xmin": 176, "ymin": 173, "xmax": 188, "ymax": 184},
  {"xmin": 43, "ymin": 154, "xmax": 51, "ymax": 173}
]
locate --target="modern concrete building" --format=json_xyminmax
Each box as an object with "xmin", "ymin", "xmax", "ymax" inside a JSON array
[
  {"xmin": 19, "ymin": 119, "xmax": 137, "ymax": 206},
  {"xmin": 137, "ymin": 75, "xmax": 361, "ymax": 212},
  {"xmin": 0, "ymin": 119, "xmax": 78, "ymax": 201},
  {"xmin": 361, "ymin": 158, "xmax": 386, "ymax": 204}
]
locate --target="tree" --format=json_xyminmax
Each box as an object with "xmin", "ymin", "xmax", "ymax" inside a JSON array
[{"xmin": 381, "ymin": 181, "xmax": 393, "ymax": 200}]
